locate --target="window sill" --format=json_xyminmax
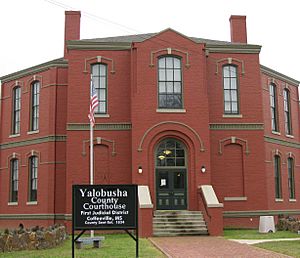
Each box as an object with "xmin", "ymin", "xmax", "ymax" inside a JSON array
[
  {"xmin": 224, "ymin": 197, "xmax": 247, "ymax": 201},
  {"xmin": 95, "ymin": 114, "xmax": 110, "ymax": 118},
  {"xmin": 156, "ymin": 109, "xmax": 186, "ymax": 113},
  {"xmin": 272, "ymin": 131, "xmax": 281, "ymax": 136},
  {"xmin": 222, "ymin": 114, "xmax": 243, "ymax": 118},
  {"xmin": 275, "ymin": 198, "xmax": 283, "ymax": 202},
  {"xmin": 289, "ymin": 199, "xmax": 296, "ymax": 202},
  {"xmin": 286, "ymin": 134, "xmax": 294, "ymax": 139},
  {"xmin": 26, "ymin": 201, "xmax": 38, "ymax": 205},
  {"xmin": 9, "ymin": 134, "xmax": 20, "ymax": 138},
  {"xmin": 27, "ymin": 130, "xmax": 39, "ymax": 135},
  {"xmin": 8, "ymin": 202, "xmax": 18, "ymax": 206}
]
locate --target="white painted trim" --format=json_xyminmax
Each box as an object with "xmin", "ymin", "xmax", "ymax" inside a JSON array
[
  {"xmin": 289, "ymin": 199, "xmax": 297, "ymax": 202},
  {"xmin": 275, "ymin": 198, "xmax": 284, "ymax": 202},
  {"xmin": 286, "ymin": 134, "xmax": 294, "ymax": 139},
  {"xmin": 156, "ymin": 109, "xmax": 186, "ymax": 113},
  {"xmin": 271, "ymin": 131, "xmax": 281, "ymax": 136},
  {"xmin": 224, "ymin": 197, "xmax": 247, "ymax": 201},
  {"xmin": 199, "ymin": 185, "xmax": 223, "ymax": 208},
  {"xmin": 9, "ymin": 134, "xmax": 20, "ymax": 138},
  {"xmin": 94, "ymin": 114, "xmax": 110, "ymax": 118},
  {"xmin": 26, "ymin": 201, "xmax": 38, "ymax": 205},
  {"xmin": 8, "ymin": 202, "xmax": 18, "ymax": 206},
  {"xmin": 27, "ymin": 130, "xmax": 39, "ymax": 135},
  {"xmin": 222, "ymin": 114, "xmax": 243, "ymax": 118},
  {"xmin": 138, "ymin": 185, "xmax": 153, "ymax": 208}
]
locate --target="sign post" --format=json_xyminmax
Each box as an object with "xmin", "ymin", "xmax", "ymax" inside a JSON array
[{"xmin": 72, "ymin": 184, "xmax": 138, "ymax": 257}]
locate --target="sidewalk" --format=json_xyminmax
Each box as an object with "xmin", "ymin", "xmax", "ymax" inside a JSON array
[
  {"xmin": 231, "ymin": 237, "xmax": 300, "ymax": 245},
  {"xmin": 150, "ymin": 236, "xmax": 293, "ymax": 258}
]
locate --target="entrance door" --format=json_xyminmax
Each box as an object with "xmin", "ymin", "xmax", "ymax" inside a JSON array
[
  {"xmin": 155, "ymin": 138, "xmax": 187, "ymax": 210},
  {"xmin": 156, "ymin": 169, "xmax": 187, "ymax": 210}
]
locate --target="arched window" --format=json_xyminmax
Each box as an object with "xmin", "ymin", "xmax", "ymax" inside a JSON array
[
  {"xmin": 269, "ymin": 83, "xmax": 278, "ymax": 132},
  {"xmin": 223, "ymin": 65, "xmax": 239, "ymax": 114},
  {"xmin": 158, "ymin": 56, "xmax": 182, "ymax": 109},
  {"xmin": 10, "ymin": 159, "xmax": 19, "ymax": 202},
  {"xmin": 30, "ymin": 81, "xmax": 40, "ymax": 131},
  {"xmin": 156, "ymin": 138, "xmax": 185, "ymax": 167},
  {"xmin": 28, "ymin": 156, "xmax": 38, "ymax": 202},
  {"xmin": 283, "ymin": 89, "xmax": 292, "ymax": 135},
  {"xmin": 274, "ymin": 155, "xmax": 282, "ymax": 199},
  {"xmin": 287, "ymin": 157, "xmax": 295, "ymax": 199},
  {"xmin": 12, "ymin": 86, "xmax": 21, "ymax": 134},
  {"xmin": 91, "ymin": 64, "xmax": 107, "ymax": 114}
]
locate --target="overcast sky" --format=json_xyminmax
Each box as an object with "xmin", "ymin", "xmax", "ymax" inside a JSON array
[{"xmin": 0, "ymin": 0, "xmax": 299, "ymax": 82}]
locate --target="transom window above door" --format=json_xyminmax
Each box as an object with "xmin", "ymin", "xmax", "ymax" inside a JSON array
[
  {"xmin": 156, "ymin": 138, "xmax": 185, "ymax": 167},
  {"xmin": 158, "ymin": 56, "xmax": 182, "ymax": 109}
]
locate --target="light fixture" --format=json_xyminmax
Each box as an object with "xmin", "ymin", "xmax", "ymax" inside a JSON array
[
  {"xmin": 201, "ymin": 166, "xmax": 206, "ymax": 173},
  {"xmin": 138, "ymin": 166, "xmax": 143, "ymax": 174},
  {"xmin": 158, "ymin": 155, "xmax": 165, "ymax": 160},
  {"xmin": 163, "ymin": 150, "xmax": 172, "ymax": 155}
]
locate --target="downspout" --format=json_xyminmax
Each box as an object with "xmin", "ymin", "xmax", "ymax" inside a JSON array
[{"xmin": 53, "ymin": 69, "xmax": 58, "ymax": 223}]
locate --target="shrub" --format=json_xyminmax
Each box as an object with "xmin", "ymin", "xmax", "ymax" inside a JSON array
[
  {"xmin": 0, "ymin": 224, "xmax": 67, "ymax": 252},
  {"xmin": 277, "ymin": 217, "xmax": 300, "ymax": 233}
]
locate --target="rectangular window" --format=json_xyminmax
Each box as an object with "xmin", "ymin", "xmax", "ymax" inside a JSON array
[
  {"xmin": 288, "ymin": 158, "xmax": 295, "ymax": 199},
  {"xmin": 12, "ymin": 87, "xmax": 21, "ymax": 134},
  {"xmin": 91, "ymin": 64, "xmax": 107, "ymax": 114},
  {"xmin": 10, "ymin": 159, "xmax": 19, "ymax": 202},
  {"xmin": 269, "ymin": 84, "xmax": 278, "ymax": 131},
  {"xmin": 283, "ymin": 89, "xmax": 292, "ymax": 135},
  {"xmin": 274, "ymin": 156, "xmax": 282, "ymax": 199},
  {"xmin": 158, "ymin": 57, "xmax": 182, "ymax": 109},
  {"xmin": 31, "ymin": 82, "xmax": 40, "ymax": 131},
  {"xmin": 223, "ymin": 65, "xmax": 239, "ymax": 114},
  {"xmin": 29, "ymin": 156, "xmax": 38, "ymax": 202}
]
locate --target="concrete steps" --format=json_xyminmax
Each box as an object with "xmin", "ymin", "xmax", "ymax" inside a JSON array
[{"xmin": 153, "ymin": 210, "xmax": 208, "ymax": 236}]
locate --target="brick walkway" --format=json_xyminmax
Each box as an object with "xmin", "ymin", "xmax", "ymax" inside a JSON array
[{"xmin": 150, "ymin": 236, "xmax": 292, "ymax": 258}]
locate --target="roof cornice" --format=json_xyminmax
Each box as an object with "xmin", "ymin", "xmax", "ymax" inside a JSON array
[
  {"xmin": 0, "ymin": 58, "xmax": 68, "ymax": 83},
  {"xmin": 67, "ymin": 40, "xmax": 132, "ymax": 50},
  {"xmin": 205, "ymin": 43, "xmax": 261, "ymax": 54},
  {"xmin": 261, "ymin": 65, "xmax": 299, "ymax": 86}
]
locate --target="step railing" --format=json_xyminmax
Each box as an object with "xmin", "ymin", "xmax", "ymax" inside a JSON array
[{"xmin": 198, "ymin": 185, "xmax": 224, "ymax": 236}]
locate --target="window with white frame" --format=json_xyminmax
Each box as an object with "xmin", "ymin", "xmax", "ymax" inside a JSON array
[
  {"xmin": 31, "ymin": 81, "xmax": 40, "ymax": 131},
  {"xmin": 158, "ymin": 56, "xmax": 182, "ymax": 109},
  {"xmin": 287, "ymin": 157, "xmax": 295, "ymax": 199},
  {"xmin": 91, "ymin": 64, "xmax": 107, "ymax": 114},
  {"xmin": 223, "ymin": 65, "xmax": 239, "ymax": 114},
  {"xmin": 12, "ymin": 86, "xmax": 21, "ymax": 134},
  {"xmin": 283, "ymin": 89, "xmax": 292, "ymax": 135},
  {"xmin": 269, "ymin": 83, "xmax": 278, "ymax": 131},
  {"xmin": 10, "ymin": 159, "xmax": 19, "ymax": 202},
  {"xmin": 274, "ymin": 155, "xmax": 282, "ymax": 199},
  {"xmin": 28, "ymin": 156, "xmax": 38, "ymax": 202}
]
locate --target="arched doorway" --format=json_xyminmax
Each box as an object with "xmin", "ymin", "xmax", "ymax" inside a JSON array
[{"xmin": 155, "ymin": 138, "xmax": 187, "ymax": 210}]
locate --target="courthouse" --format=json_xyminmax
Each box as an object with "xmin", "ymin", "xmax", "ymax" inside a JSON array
[{"xmin": 0, "ymin": 11, "xmax": 299, "ymax": 236}]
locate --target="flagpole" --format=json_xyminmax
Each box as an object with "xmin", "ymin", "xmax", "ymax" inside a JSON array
[
  {"xmin": 90, "ymin": 121, "xmax": 95, "ymax": 238},
  {"xmin": 90, "ymin": 122, "xmax": 94, "ymax": 186},
  {"xmin": 89, "ymin": 72, "xmax": 98, "ymax": 239},
  {"xmin": 90, "ymin": 74, "xmax": 95, "ymax": 238}
]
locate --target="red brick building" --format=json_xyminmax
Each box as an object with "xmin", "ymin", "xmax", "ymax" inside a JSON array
[{"xmin": 0, "ymin": 12, "xmax": 299, "ymax": 236}]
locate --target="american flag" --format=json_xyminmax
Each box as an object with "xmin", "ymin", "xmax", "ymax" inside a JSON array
[{"xmin": 88, "ymin": 78, "xmax": 99, "ymax": 127}]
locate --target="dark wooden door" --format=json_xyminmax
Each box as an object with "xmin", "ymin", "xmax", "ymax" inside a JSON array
[{"xmin": 156, "ymin": 169, "xmax": 187, "ymax": 210}]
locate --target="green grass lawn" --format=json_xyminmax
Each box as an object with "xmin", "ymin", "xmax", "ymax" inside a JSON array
[
  {"xmin": 0, "ymin": 233, "xmax": 166, "ymax": 258},
  {"xmin": 224, "ymin": 229, "xmax": 300, "ymax": 257},
  {"xmin": 224, "ymin": 228, "xmax": 299, "ymax": 239},
  {"xmin": 255, "ymin": 241, "xmax": 300, "ymax": 258}
]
